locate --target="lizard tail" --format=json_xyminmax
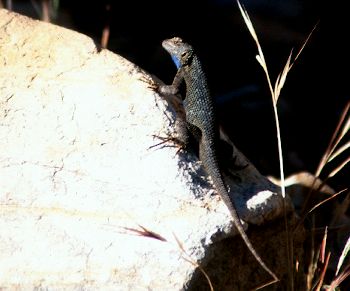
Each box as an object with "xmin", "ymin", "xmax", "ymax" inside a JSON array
[{"xmin": 199, "ymin": 137, "xmax": 278, "ymax": 284}]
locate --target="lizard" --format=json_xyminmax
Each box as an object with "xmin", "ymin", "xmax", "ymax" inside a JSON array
[{"xmin": 153, "ymin": 37, "xmax": 278, "ymax": 285}]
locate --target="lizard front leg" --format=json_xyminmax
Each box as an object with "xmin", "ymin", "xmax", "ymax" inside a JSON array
[{"xmin": 158, "ymin": 67, "xmax": 184, "ymax": 96}]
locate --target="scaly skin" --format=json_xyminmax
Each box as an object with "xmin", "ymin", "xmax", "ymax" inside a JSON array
[{"xmin": 158, "ymin": 37, "xmax": 278, "ymax": 284}]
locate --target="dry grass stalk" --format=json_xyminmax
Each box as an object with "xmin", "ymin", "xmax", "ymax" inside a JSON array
[
  {"xmin": 173, "ymin": 234, "xmax": 214, "ymax": 291},
  {"xmin": 316, "ymin": 101, "xmax": 350, "ymax": 178},
  {"xmin": 236, "ymin": 1, "xmax": 318, "ymax": 289}
]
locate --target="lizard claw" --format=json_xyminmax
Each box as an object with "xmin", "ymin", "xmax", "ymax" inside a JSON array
[
  {"xmin": 148, "ymin": 134, "xmax": 185, "ymax": 154},
  {"xmin": 139, "ymin": 75, "xmax": 159, "ymax": 91}
]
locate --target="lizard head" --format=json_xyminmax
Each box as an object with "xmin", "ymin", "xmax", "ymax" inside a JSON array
[{"xmin": 162, "ymin": 37, "xmax": 194, "ymax": 69}]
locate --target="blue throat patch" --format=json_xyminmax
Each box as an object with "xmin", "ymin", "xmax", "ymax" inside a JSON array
[{"xmin": 171, "ymin": 55, "xmax": 181, "ymax": 69}]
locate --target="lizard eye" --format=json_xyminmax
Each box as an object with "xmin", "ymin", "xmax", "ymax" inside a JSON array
[
  {"xmin": 180, "ymin": 49, "xmax": 193, "ymax": 64},
  {"xmin": 181, "ymin": 51, "xmax": 191, "ymax": 59}
]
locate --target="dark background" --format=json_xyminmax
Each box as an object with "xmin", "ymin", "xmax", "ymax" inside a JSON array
[{"xmin": 7, "ymin": 0, "xmax": 348, "ymax": 190}]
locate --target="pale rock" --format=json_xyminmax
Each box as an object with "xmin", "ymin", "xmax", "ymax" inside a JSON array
[{"xmin": 0, "ymin": 9, "xmax": 299, "ymax": 290}]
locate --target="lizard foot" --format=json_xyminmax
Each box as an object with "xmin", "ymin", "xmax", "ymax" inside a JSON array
[
  {"xmin": 139, "ymin": 76, "xmax": 159, "ymax": 91},
  {"xmin": 224, "ymin": 156, "xmax": 249, "ymax": 183},
  {"xmin": 148, "ymin": 134, "xmax": 186, "ymax": 154},
  {"xmin": 230, "ymin": 155, "xmax": 249, "ymax": 171}
]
